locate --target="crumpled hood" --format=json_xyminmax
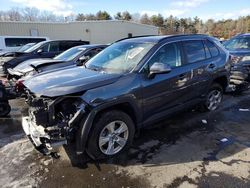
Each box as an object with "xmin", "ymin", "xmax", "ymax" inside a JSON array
[
  {"xmin": 14, "ymin": 58, "xmax": 62, "ymax": 73},
  {"xmin": 24, "ymin": 66, "xmax": 121, "ymax": 97}
]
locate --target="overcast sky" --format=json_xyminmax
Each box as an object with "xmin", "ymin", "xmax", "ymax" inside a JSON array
[{"xmin": 1, "ymin": 0, "xmax": 250, "ymax": 20}]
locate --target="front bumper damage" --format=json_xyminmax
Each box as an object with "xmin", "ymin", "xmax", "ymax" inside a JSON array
[
  {"xmin": 229, "ymin": 64, "xmax": 250, "ymax": 91},
  {"xmin": 22, "ymin": 116, "xmax": 67, "ymax": 155},
  {"xmin": 22, "ymin": 96, "xmax": 87, "ymax": 155}
]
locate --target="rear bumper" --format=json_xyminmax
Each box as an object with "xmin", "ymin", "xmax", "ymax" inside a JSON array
[{"xmin": 22, "ymin": 116, "xmax": 67, "ymax": 155}]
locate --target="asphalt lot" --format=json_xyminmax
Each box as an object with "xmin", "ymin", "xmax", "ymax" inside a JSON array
[{"xmin": 0, "ymin": 92, "xmax": 249, "ymax": 188}]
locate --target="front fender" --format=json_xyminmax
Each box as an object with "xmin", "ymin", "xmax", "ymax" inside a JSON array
[{"xmin": 76, "ymin": 97, "xmax": 142, "ymax": 155}]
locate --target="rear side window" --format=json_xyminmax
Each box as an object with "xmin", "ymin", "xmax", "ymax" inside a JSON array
[
  {"xmin": 205, "ymin": 40, "xmax": 219, "ymax": 57},
  {"xmin": 5, "ymin": 38, "xmax": 46, "ymax": 47},
  {"xmin": 183, "ymin": 40, "xmax": 206, "ymax": 63}
]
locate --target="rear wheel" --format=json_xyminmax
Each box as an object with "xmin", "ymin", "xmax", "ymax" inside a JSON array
[
  {"xmin": 0, "ymin": 102, "xmax": 11, "ymax": 117},
  {"xmin": 86, "ymin": 110, "xmax": 135, "ymax": 159},
  {"xmin": 203, "ymin": 84, "xmax": 223, "ymax": 111}
]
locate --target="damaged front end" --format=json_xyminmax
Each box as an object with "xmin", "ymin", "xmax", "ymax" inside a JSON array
[
  {"xmin": 229, "ymin": 55, "xmax": 250, "ymax": 91},
  {"xmin": 22, "ymin": 92, "xmax": 87, "ymax": 155}
]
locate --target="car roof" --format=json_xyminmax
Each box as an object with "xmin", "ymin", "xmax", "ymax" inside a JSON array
[
  {"xmin": 44, "ymin": 40, "xmax": 89, "ymax": 43},
  {"xmin": 235, "ymin": 33, "xmax": 250, "ymax": 37},
  {"xmin": 119, "ymin": 34, "xmax": 210, "ymax": 43}
]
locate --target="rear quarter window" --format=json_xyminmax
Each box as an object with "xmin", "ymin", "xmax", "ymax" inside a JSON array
[
  {"xmin": 205, "ymin": 40, "xmax": 220, "ymax": 57},
  {"xmin": 183, "ymin": 40, "xmax": 206, "ymax": 63}
]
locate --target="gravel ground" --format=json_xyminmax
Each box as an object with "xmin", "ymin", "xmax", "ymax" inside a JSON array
[{"xmin": 0, "ymin": 92, "xmax": 249, "ymax": 188}]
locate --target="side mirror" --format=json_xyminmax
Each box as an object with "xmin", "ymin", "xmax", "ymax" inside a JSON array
[
  {"xmin": 149, "ymin": 62, "xmax": 171, "ymax": 78},
  {"xmin": 77, "ymin": 55, "xmax": 90, "ymax": 66},
  {"xmin": 37, "ymin": 49, "xmax": 43, "ymax": 54}
]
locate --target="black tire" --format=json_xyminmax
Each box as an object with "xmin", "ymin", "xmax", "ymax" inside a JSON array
[
  {"xmin": 202, "ymin": 83, "xmax": 223, "ymax": 112},
  {"xmin": 86, "ymin": 110, "xmax": 135, "ymax": 160},
  {"xmin": 0, "ymin": 102, "xmax": 11, "ymax": 117}
]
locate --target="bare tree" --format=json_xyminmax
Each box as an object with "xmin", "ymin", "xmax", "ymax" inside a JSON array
[
  {"xmin": 39, "ymin": 11, "xmax": 57, "ymax": 22},
  {"xmin": 140, "ymin": 14, "xmax": 151, "ymax": 25},
  {"xmin": 8, "ymin": 7, "xmax": 22, "ymax": 21},
  {"xmin": 23, "ymin": 7, "xmax": 39, "ymax": 21}
]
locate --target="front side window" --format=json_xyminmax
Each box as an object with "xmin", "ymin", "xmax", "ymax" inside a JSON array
[
  {"xmin": 85, "ymin": 42, "xmax": 155, "ymax": 74},
  {"xmin": 48, "ymin": 42, "xmax": 60, "ymax": 52},
  {"xmin": 84, "ymin": 48, "xmax": 103, "ymax": 59},
  {"xmin": 224, "ymin": 37, "xmax": 250, "ymax": 50},
  {"xmin": 183, "ymin": 40, "xmax": 206, "ymax": 63},
  {"xmin": 54, "ymin": 47, "xmax": 86, "ymax": 61},
  {"xmin": 148, "ymin": 42, "xmax": 182, "ymax": 68},
  {"xmin": 41, "ymin": 42, "xmax": 59, "ymax": 52},
  {"xmin": 24, "ymin": 41, "xmax": 47, "ymax": 53}
]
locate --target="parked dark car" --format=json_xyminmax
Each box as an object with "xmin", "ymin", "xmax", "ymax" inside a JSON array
[
  {"xmin": 0, "ymin": 40, "xmax": 89, "ymax": 76},
  {"xmin": 0, "ymin": 43, "xmax": 37, "ymax": 76},
  {"xmin": 7, "ymin": 44, "xmax": 108, "ymax": 80},
  {"xmin": 0, "ymin": 80, "xmax": 11, "ymax": 117},
  {"xmin": 22, "ymin": 35, "xmax": 230, "ymax": 159},
  {"xmin": 223, "ymin": 33, "xmax": 250, "ymax": 93}
]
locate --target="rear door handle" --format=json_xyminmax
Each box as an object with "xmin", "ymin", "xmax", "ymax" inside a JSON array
[{"xmin": 208, "ymin": 63, "xmax": 216, "ymax": 69}]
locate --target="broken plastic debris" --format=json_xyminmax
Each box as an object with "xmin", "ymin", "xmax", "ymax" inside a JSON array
[
  {"xmin": 239, "ymin": 108, "xmax": 250, "ymax": 112},
  {"xmin": 220, "ymin": 138, "xmax": 229, "ymax": 142},
  {"xmin": 202, "ymin": 120, "xmax": 208, "ymax": 124}
]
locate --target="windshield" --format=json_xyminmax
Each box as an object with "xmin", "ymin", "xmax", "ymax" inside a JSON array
[
  {"xmin": 54, "ymin": 47, "xmax": 86, "ymax": 61},
  {"xmin": 224, "ymin": 37, "xmax": 250, "ymax": 50},
  {"xmin": 85, "ymin": 42, "xmax": 155, "ymax": 74},
  {"xmin": 17, "ymin": 43, "xmax": 35, "ymax": 52},
  {"xmin": 24, "ymin": 41, "xmax": 47, "ymax": 53}
]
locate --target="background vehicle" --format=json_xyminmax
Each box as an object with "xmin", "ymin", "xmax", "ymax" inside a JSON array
[
  {"xmin": 0, "ymin": 43, "xmax": 36, "ymax": 57},
  {"xmin": 0, "ymin": 80, "xmax": 17, "ymax": 117},
  {"xmin": 22, "ymin": 35, "xmax": 230, "ymax": 160},
  {"xmin": 0, "ymin": 40, "xmax": 89, "ymax": 76},
  {"xmin": 7, "ymin": 44, "xmax": 108, "ymax": 80},
  {"xmin": 223, "ymin": 33, "xmax": 250, "ymax": 93},
  {"xmin": 0, "ymin": 36, "xmax": 48, "ymax": 54}
]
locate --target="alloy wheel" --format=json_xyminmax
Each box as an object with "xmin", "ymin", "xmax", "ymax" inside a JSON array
[
  {"xmin": 98, "ymin": 120, "xmax": 129, "ymax": 155},
  {"xmin": 206, "ymin": 89, "xmax": 222, "ymax": 111}
]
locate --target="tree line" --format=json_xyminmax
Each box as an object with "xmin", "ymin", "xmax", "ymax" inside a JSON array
[{"xmin": 0, "ymin": 7, "xmax": 250, "ymax": 39}]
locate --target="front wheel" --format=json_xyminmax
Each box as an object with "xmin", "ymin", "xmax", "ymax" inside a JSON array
[
  {"xmin": 86, "ymin": 110, "xmax": 135, "ymax": 159},
  {"xmin": 0, "ymin": 102, "xmax": 11, "ymax": 117},
  {"xmin": 203, "ymin": 84, "xmax": 223, "ymax": 111}
]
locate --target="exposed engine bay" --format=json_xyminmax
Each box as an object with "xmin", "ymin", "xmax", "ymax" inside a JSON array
[{"xmin": 23, "ymin": 92, "xmax": 87, "ymax": 155}]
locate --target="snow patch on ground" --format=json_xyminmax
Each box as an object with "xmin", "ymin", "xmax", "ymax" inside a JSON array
[{"xmin": 0, "ymin": 138, "xmax": 41, "ymax": 188}]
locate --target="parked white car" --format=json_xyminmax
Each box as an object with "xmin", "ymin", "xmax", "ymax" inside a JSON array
[{"xmin": 0, "ymin": 36, "xmax": 49, "ymax": 55}]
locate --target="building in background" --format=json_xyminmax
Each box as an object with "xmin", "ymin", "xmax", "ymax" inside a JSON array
[{"xmin": 0, "ymin": 20, "xmax": 158, "ymax": 44}]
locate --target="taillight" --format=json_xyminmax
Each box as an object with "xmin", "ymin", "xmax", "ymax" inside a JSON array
[{"xmin": 16, "ymin": 79, "xmax": 24, "ymax": 92}]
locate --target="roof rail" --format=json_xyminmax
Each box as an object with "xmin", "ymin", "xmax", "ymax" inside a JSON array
[{"xmin": 114, "ymin": 35, "xmax": 158, "ymax": 43}]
